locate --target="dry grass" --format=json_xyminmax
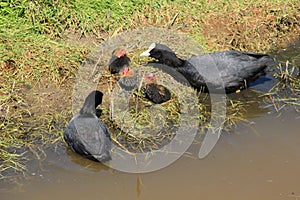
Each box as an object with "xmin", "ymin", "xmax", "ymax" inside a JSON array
[{"xmin": 201, "ymin": 1, "xmax": 300, "ymax": 51}]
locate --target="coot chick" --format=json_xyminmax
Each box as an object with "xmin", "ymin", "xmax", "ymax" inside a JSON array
[
  {"xmin": 140, "ymin": 43, "xmax": 274, "ymax": 93},
  {"xmin": 118, "ymin": 66, "xmax": 139, "ymax": 91},
  {"xmin": 144, "ymin": 73, "xmax": 171, "ymax": 104},
  {"xmin": 64, "ymin": 90, "xmax": 111, "ymax": 162},
  {"xmin": 109, "ymin": 46, "xmax": 131, "ymax": 74}
]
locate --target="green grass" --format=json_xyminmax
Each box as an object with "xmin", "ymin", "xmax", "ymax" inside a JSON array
[{"xmin": 1, "ymin": 0, "xmax": 300, "ymax": 179}]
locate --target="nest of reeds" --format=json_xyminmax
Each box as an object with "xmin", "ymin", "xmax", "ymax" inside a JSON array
[{"xmin": 96, "ymin": 64, "xmax": 202, "ymax": 153}]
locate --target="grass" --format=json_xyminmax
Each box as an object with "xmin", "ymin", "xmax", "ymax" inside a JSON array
[
  {"xmin": 263, "ymin": 59, "xmax": 300, "ymax": 112},
  {"xmin": 1, "ymin": 0, "xmax": 300, "ymax": 179}
]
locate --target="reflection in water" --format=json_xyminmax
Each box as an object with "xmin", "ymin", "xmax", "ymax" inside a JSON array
[
  {"xmin": 136, "ymin": 175, "xmax": 142, "ymax": 199},
  {"xmin": 66, "ymin": 149, "xmax": 110, "ymax": 172},
  {"xmin": 45, "ymin": 143, "xmax": 110, "ymax": 173}
]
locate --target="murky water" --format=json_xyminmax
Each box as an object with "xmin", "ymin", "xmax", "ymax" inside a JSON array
[{"xmin": 1, "ymin": 43, "xmax": 300, "ymax": 200}]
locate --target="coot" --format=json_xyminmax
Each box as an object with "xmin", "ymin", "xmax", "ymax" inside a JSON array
[
  {"xmin": 64, "ymin": 90, "xmax": 111, "ymax": 162},
  {"xmin": 118, "ymin": 66, "xmax": 139, "ymax": 91},
  {"xmin": 144, "ymin": 73, "xmax": 171, "ymax": 104},
  {"xmin": 109, "ymin": 46, "xmax": 131, "ymax": 74},
  {"xmin": 140, "ymin": 43, "xmax": 274, "ymax": 93}
]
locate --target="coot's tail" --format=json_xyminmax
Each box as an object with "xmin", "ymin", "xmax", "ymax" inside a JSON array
[
  {"xmin": 245, "ymin": 52, "xmax": 276, "ymax": 68},
  {"xmin": 241, "ymin": 53, "xmax": 275, "ymax": 84}
]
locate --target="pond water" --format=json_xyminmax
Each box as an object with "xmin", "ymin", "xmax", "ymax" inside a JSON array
[{"xmin": 1, "ymin": 42, "xmax": 300, "ymax": 200}]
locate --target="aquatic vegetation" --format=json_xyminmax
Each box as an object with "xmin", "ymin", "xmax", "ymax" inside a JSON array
[{"xmin": 264, "ymin": 59, "xmax": 300, "ymax": 112}]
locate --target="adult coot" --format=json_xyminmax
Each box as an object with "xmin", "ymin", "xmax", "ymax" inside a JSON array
[
  {"xmin": 140, "ymin": 43, "xmax": 274, "ymax": 93},
  {"xmin": 64, "ymin": 90, "xmax": 111, "ymax": 162},
  {"xmin": 144, "ymin": 73, "xmax": 171, "ymax": 104},
  {"xmin": 118, "ymin": 66, "xmax": 139, "ymax": 91},
  {"xmin": 109, "ymin": 46, "xmax": 131, "ymax": 74}
]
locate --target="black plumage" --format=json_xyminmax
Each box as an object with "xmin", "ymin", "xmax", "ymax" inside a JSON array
[
  {"xmin": 109, "ymin": 46, "xmax": 131, "ymax": 74},
  {"xmin": 140, "ymin": 43, "xmax": 275, "ymax": 93},
  {"xmin": 64, "ymin": 90, "xmax": 111, "ymax": 162},
  {"xmin": 144, "ymin": 73, "xmax": 171, "ymax": 104}
]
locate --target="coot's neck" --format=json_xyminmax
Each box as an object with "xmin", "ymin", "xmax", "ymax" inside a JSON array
[
  {"xmin": 157, "ymin": 51, "xmax": 185, "ymax": 68},
  {"xmin": 79, "ymin": 92, "xmax": 102, "ymax": 115},
  {"xmin": 80, "ymin": 103, "xmax": 96, "ymax": 115}
]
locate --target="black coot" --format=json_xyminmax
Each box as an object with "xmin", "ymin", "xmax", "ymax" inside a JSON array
[
  {"xmin": 140, "ymin": 43, "xmax": 274, "ymax": 93},
  {"xmin": 144, "ymin": 73, "xmax": 171, "ymax": 104},
  {"xmin": 64, "ymin": 90, "xmax": 111, "ymax": 162},
  {"xmin": 109, "ymin": 46, "xmax": 131, "ymax": 74}
]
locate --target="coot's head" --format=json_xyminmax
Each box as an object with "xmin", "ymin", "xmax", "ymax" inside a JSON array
[
  {"xmin": 140, "ymin": 43, "xmax": 183, "ymax": 67},
  {"xmin": 80, "ymin": 90, "xmax": 104, "ymax": 115},
  {"xmin": 140, "ymin": 43, "xmax": 174, "ymax": 59},
  {"xmin": 112, "ymin": 46, "xmax": 127, "ymax": 58},
  {"xmin": 145, "ymin": 72, "xmax": 158, "ymax": 84}
]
